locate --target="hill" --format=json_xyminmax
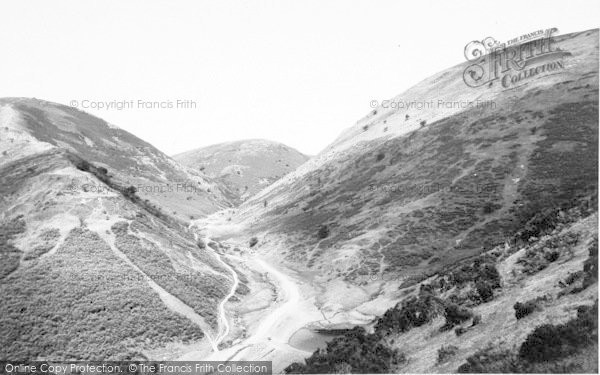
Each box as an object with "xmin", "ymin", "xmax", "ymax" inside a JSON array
[
  {"xmin": 220, "ymin": 29, "xmax": 598, "ymax": 326},
  {"xmin": 0, "ymin": 98, "xmax": 233, "ymax": 219},
  {"xmin": 174, "ymin": 139, "xmax": 309, "ymax": 204},
  {"xmin": 0, "ymin": 99, "xmax": 234, "ymax": 359}
]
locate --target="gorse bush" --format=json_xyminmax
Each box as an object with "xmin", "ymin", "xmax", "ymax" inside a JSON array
[
  {"xmin": 458, "ymin": 306, "xmax": 599, "ymax": 375},
  {"xmin": 519, "ymin": 300, "xmax": 598, "ymax": 362},
  {"xmin": 437, "ymin": 345, "xmax": 459, "ymax": 364},
  {"xmin": 582, "ymin": 237, "xmax": 598, "ymax": 289},
  {"xmin": 443, "ymin": 303, "xmax": 473, "ymax": 329},
  {"xmin": 375, "ymin": 294, "xmax": 443, "ymax": 335},
  {"xmin": 514, "ymin": 300, "xmax": 538, "ymax": 320},
  {"xmin": 249, "ymin": 237, "xmax": 258, "ymax": 247},
  {"xmin": 284, "ymin": 327, "xmax": 405, "ymax": 374},
  {"xmin": 475, "ymin": 281, "xmax": 494, "ymax": 302},
  {"xmin": 317, "ymin": 225, "xmax": 330, "ymax": 239}
]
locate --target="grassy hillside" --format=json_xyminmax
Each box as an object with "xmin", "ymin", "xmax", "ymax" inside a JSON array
[
  {"xmin": 229, "ymin": 30, "xmax": 598, "ymax": 290},
  {"xmin": 174, "ymin": 139, "xmax": 309, "ymax": 204},
  {"xmin": 0, "ymin": 98, "xmax": 233, "ymax": 219},
  {"xmin": 0, "ymin": 129, "xmax": 232, "ymax": 359},
  {"xmin": 286, "ymin": 204, "xmax": 598, "ymax": 373}
]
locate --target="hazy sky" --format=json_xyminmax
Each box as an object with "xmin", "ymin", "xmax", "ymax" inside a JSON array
[{"xmin": 1, "ymin": 0, "xmax": 598, "ymax": 155}]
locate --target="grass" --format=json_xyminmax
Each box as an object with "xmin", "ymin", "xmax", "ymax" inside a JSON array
[
  {"xmin": 0, "ymin": 228, "xmax": 204, "ymax": 360},
  {"xmin": 437, "ymin": 345, "xmax": 459, "ymax": 364},
  {"xmin": 111, "ymin": 221, "xmax": 229, "ymax": 327},
  {"xmin": 22, "ymin": 228, "xmax": 61, "ymax": 260},
  {"xmin": 457, "ymin": 301, "xmax": 598, "ymax": 373},
  {"xmin": 0, "ymin": 215, "xmax": 26, "ymax": 279}
]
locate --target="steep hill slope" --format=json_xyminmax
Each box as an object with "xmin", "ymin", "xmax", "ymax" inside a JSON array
[
  {"xmin": 174, "ymin": 139, "xmax": 309, "ymax": 204},
  {"xmin": 0, "ymin": 101, "xmax": 234, "ymax": 359},
  {"xmin": 0, "ymin": 98, "xmax": 233, "ymax": 219},
  {"xmin": 223, "ymin": 29, "xmax": 598, "ymax": 321}
]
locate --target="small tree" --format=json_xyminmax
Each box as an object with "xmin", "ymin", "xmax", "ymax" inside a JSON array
[
  {"xmin": 249, "ymin": 237, "xmax": 258, "ymax": 248},
  {"xmin": 318, "ymin": 225, "xmax": 330, "ymax": 239},
  {"xmin": 514, "ymin": 300, "xmax": 537, "ymax": 320},
  {"xmin": 123, "ymin": 186, "xmax": 137, "ymax": 199},
  {"xmin": 476, "ymin": 281, "xmax": 494, "ymax": 302},
  {"xmin": 444, "ymin": 303, "xmax": 473, "ymax": 327},
  {"xmin": 75, "ymin": 159, "xmax": 90, "ymax": 171},
  {"xmin": 420, "ymin": 120, "xmax": 427, "ymax": 128}
]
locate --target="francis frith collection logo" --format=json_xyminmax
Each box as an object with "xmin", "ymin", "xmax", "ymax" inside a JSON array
[{"xmin": 462, "ymin": 28, "xmax": 571, "ymax": 89}]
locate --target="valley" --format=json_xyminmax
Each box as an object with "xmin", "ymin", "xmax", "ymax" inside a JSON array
[{"xmin": 0, "ymin": 28, "xmax": 598, "ymax": 374}]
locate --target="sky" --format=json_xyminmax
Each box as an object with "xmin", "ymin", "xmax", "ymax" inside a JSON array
[{"xmin": 0, "ymin": 0, "xmax": 598, "ymax": 156}]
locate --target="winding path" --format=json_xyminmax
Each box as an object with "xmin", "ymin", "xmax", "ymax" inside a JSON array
[{"xmin": 188, "ymin": 224, "xmax": 240, "ymax": 350}]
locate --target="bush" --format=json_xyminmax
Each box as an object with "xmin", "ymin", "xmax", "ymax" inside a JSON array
[
  {"xmin": 317, "ymin": 225, "xmax": 330, "ymax": 239},
  {"xmin": 582, "ymin": 237, "xmax": 598, "ymax": 289},
  {"xmin": 437, "ymin": 345, "xmax": 459, "ymax": 364},
  {"xmin": 482, "ymin": 202, "xmax": 496, "ymax": 214},
  {"xmin": 519, "ymin": 301, "xmax": 597, "ymax": 362},
  {"xmin": 249, "ymin": 237, "xmax": 258, "ymax": 248},
  {"xmin": 420, "ymin": 120, "xmax": 427, "ymax": 127},
  {"xmin": 375, "ymin": 294, "xmax": 443, "ymax": 335},
  {"xmin": 475, "ymin": 281, "xmax": 494, "ymax": 302},
  {"xmin": 123, "ymin": 186, "xmax": 137, "ymax": 199},
  {"xmin": 444, "ymin": 303, "xmax": 473, "ymax": 327},
  {"xmin": 376, "ymin": 152, "xmax": 385, "ymax": 161},
  {"xmin": 457, "ymin": 347, "xmax": 520, "ymax": 373},
  {"xmin": 543, "ymin": 250, "xmax": 560, "ymax": 262},
  {"xmin": 514, "ymin": 300, "xmax": 537, "ymax": 320},
  {"xmin": 75, "ymin": 159, "xmax": 91, "ymax": 171},
  {"xmin": 284, "ymin": 327, "xmax": 405, "ymax": 374}
]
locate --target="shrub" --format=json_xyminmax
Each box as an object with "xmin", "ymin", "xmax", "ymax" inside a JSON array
[
  {"xmin": 444, "ymin": 303, "xmax": 474, "ymax": 328},
  {"xmin": 375, "ymin": 294, "xmax": 443, "ymax": 334},
  {"xmin": 471, "ymin": 314, "xmax": 482, "ymax": 326},
  {"xmin": 376, "ymin": 152, "xmax": 385, "ymax": 161},
  {"xmin": 475, "ymin": 281, "xmax": 494, "ymax": 302},
  {"xmin": 482, "ymin": 202, "xmax": 496, "ymax": 214},
  {"xmin": 458, "ymin": 347, "xmax": 520, "ymax": 373},
  {"xmin": 123, "ymin": 186, "xmax": 137, "ymax": 199},
  {"xmin": 543, "ymin": 250, "xmax": 560, "ymax": 262},
  {"xmin": 317, "ymin": 225, "xmax": 330, "ymax": 239},
  {"xmin": 284, "ymin": 327, "xmax": 405, "ymax": 374},
  {"xmin": 249, "ymin": 237, "xmax": 258, "ymax": 248},
  {"xmin": 437, "ymin": 345, "xmax": 459, "ymax": 364},
  {"xmin": 420, "ymin": 120, "xmax": 427, "ymax": 127},
  {"xmin": 582, "ymin": 237, "xmax": 598, "ymax": 289},
  {"xmin": 75, "ymin": 159, "xmax": 91, "ymax": 171},
  {"xmin": 514, "ymin": 300, "xmax": 537, "ymax": 320},
  {"xmin": 519, "ymin": 301, "xmax": 597, "ymax": 362}
]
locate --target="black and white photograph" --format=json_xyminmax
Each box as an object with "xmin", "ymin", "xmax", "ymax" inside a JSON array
[{"xmin": 0, "ymin": 1, "xmax": 598, "ymax": 374}]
